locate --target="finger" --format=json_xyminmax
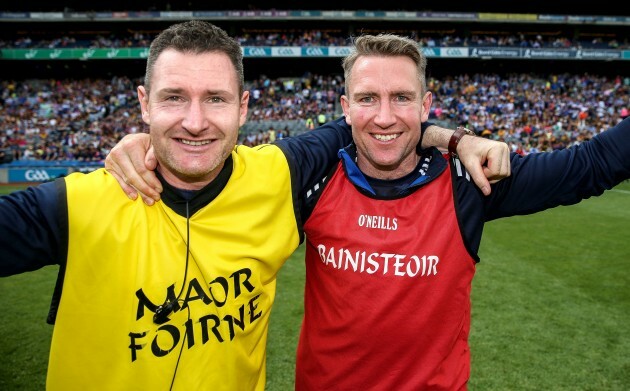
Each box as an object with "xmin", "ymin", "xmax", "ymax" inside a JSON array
[
  {"xmin": 107, "ymin": 168, "xmax": 138, "ymax": 200},
  {"xmin": 112, "ymin": 138, "xmax": 161, "ymax": 203},
  {"xmin": 488, "ymin": 145, "xmax": 511, "ymax": 183},
  {"xmin": 124, "ymin": 166, "xmax": 161, "ymax": 203},
  {"xmin": 467, "ymin": 161, "xmax": 492, "ymax": 196},
  {"xmin": 138, "ymin": 191, "xmax": 155, "ymax": 206},
  {"xmin": 502, "ymin": 146, "xmax": 511, "ymax": 177},
  {"xmin": 146, "ymin": 145, "xmax": 158, "ymax": 170},
  {"xmin": 138, "ymin": 176, "xmax": 161, "ymax": 203},
  {"xmin": 491, "ymin": 143, "xmax": 513, "ymax": 179},
  {"xmin": 143, "ymin": 145, "xmax": 162, "ymax": 195},
  {"xmin": 105, "ymin": 154, "xmax": 138, "ymax": 200}
]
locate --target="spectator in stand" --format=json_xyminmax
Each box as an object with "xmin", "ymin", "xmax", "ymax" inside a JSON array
[
  {"xmin": 267, "ymin": 127, "xmax": 276, "ymax": 143},
  {"xmin": 305, "ymin": 117, "xmax": 315, "ymax": 130},
  {"xmin": 317, "ymin": 112, "xmax": 327, "ymax": 126}
]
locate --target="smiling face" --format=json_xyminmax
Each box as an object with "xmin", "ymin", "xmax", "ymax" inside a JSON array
[
  {"xmin": 139, "ymin": 49, "xmax": 249, "ymax": 190},
  {"xmin": 341, "ymin": 55, "xmax": 432, "ymax": 180}
]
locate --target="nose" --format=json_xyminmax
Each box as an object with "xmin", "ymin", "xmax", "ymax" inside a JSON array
[
  {"xmin": 374, "ymin": 101, "xmax": 396, "ymax": 128},
  {"xmin": 181, "ymin": 101, "xmax": 209, "ymax": 134}
]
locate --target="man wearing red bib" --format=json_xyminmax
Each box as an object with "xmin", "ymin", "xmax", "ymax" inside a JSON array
[{"xmin": 295, "ymin": 35, "xmax": 630, "ymax": 390}]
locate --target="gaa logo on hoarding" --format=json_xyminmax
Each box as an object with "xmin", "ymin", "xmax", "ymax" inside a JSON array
[
  {"xmin": 278, "ymin": 48, "xmax": 296, "ymax": 55},
  {"xmin": 305, "ymin": 47, "xmax": 325, "ymax": 56},
  {"xmin": 444, "ymin": 48, "xmax": 467, "ymax": 57},
  {"xmin": 25, "ymin": 169, "xmax": 51, "ymax": 182},
  {"xmin": 421, "ymin": 48, "xmax": 438, "ymax": 57},
  {"xmin": 330, "ymin": 47, "xmax": 352, "ymax": 56},
  {"xmin": 245, "ymin": 47, "xmax": 268, "ymax": 56}
]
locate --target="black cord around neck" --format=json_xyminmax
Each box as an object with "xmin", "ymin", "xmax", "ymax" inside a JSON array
[{"xmin": 168, "ymin": 201, "xmax": 191, "ymax": 390}]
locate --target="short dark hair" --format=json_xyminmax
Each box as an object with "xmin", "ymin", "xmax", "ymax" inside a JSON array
[{"xmin": 144, "ymin": 20, "xmax": 244, "ymax": 95}]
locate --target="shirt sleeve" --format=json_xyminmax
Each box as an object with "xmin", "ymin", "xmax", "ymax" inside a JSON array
[
  {"xmin": 0, "ymin": 179, "xmax": 67, "ymax": 276},
  {"xmin": 484, "ymin": 117, "xmax": 630, "ymax": 220},
  {"xmin": 275, "ymin": 117, "xmax": 352, "ymax": 196}
]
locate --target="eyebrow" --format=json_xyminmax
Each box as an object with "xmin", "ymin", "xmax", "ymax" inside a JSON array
[
  {"xmin": 157, "ymin": 87, "xmax": 234, "ymax": 97},
  {"xmin": 390, "ymin": 90, "xmax": 417, "ymax": 96},
  {"xmin": 353, "ymin": 90, "xmax": 417, "ymax": 97},
  {"xmin": 157, "ymin": 87, "xmax": 185, "ymax": 95}
]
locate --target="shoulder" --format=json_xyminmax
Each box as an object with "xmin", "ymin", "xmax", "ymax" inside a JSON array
[
  {"xmin": 231, "ymin": 144, "xmax": 292, "ymax": 184},
  {"xmin": 232, "ymin": 143, "xmax": 289, "ymax": 169},
  {"xmin": 64, "ymin": 168, "xmax": 137, "ymax": 206}
]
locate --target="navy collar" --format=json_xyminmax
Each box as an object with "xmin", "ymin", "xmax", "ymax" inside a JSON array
[
  {"xmin": 338, "ymin": 144, "xmax": 447, "ymax": 198},
  {"xmin": 158, "ymin": 154, "xmax": 233, "ymax": 217}
]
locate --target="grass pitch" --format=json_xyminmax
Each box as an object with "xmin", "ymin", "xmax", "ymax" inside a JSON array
[{"xmin": 1, "ymin": 182, "xmax": 629, "ymax": 390}]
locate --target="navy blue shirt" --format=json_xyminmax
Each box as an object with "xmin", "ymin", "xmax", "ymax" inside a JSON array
[{"xmin": 279, "ymin": 116, "xmax": 630, "ymax": 261}]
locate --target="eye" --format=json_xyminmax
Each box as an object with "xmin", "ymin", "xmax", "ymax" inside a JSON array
[
  {"xmin": 209, "ymin": 96, "xmax": 225, "ymax": 103},
  {"xmin": 165, "ymin": 95, "xmax": 183, "ymax": 102},
  {"xmin": 358, "ymin": 96, "xmax": 374, "ymax": 103},
  {"xmin": 395, "ymin": 95, "xmax": 411, "ymax": 102}
]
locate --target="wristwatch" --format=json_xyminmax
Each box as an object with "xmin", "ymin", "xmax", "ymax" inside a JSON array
[{"xmin": 448, "ymin": 126, "xmax": 476, "ymax": 158}]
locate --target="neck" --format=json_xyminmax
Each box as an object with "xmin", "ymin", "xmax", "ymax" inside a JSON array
[
  {"xmin": 156, "ymin": 163, "xmax": 224, "ymax": 191},
  {"xmin": 356, "ymin": 153, "xmax": 420, "ymax": 180}
]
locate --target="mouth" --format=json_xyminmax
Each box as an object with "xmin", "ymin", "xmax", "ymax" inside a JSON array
[
  {"xmin": 178, "ymin": 139, "xmax": 211, "ymax": 146},
  {"xmin": 371, "ymin": 133, "xmax": 401, "ymax": 142}
]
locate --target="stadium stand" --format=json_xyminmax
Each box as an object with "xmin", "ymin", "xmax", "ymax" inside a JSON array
[{"xmin": 0, "ymin": 2, "xmax": 628, "ymax": 182}]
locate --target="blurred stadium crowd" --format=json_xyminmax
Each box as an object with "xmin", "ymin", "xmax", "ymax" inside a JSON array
[
  {"xmin": 1, "ymin": 71, "xmax": 627, "ymax": 162},
  {"xmin": 2, "ymin": 30, "xmax": 627, "ymax": 50},
  {"xmin": 0, "ymin": 2, "xmax": 628, "ymax": 164}
]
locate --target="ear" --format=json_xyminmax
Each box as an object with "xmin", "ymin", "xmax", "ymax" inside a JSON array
[
  {"xmin": 138, "ymin": 86, "xmax": 150, "ymax": 125},
  {"xmin": 239, "ymin": 91, "xmax": 250, "ymax": 127},
  {"xmin": 421, "ymin": 91, "xmax": 432, "ymax": 123},
  {"xmin": 340, "ymin": 95, "xmax": 352, "ymax": 125}
]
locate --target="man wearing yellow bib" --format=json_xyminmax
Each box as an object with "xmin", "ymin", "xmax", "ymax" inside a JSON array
[{"xmin": 0, "ymin": 21, "xmax": 509, "ymax": 390}]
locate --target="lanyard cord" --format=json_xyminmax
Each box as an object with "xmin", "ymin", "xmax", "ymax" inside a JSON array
[{"xmin": 168, "ymin": 201, "xmax": 191, "ymax": 390}]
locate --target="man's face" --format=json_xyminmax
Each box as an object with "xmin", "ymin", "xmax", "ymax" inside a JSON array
[
  {"xmin": 341, "ymin": 55, "xmax": 432, "ymax": 180},
  {"xmin": 138, "ymin": 49, "xmax": 249, "ymax": 190}
]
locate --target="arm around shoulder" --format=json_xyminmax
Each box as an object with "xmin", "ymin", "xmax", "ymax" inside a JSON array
[
  {"xmin": 422, "ymin": 124, "xmax": 511, "ymax": 196},
  {"xmin": 104, "ymin": 132, "xmax": 161, "ymax": 205}
]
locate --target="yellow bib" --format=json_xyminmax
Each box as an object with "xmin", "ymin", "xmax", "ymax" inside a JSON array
[{"xmin": 48, "ymin": 145, "xmax": 299, "ymax": 391}]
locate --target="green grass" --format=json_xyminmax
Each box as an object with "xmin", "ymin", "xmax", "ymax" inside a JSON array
[
  {"xmin": 0, "ymin": 266, "xmax": 57, "ymax": 390},
  {"xmin": 469, "ymin": 182, "xmax": 630, "ymax": 390},
  {"xmin": 0, "ymin": 184, "xmax": 36, "ymax": 194},
  {"xmin": 1, "ymin": 182, "xmax": 629, "ymax": 390}
]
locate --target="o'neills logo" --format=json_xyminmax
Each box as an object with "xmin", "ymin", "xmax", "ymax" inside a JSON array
[{"xmin": 358, "ymin": 214, "xmax": 398, "ymax": 231}]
